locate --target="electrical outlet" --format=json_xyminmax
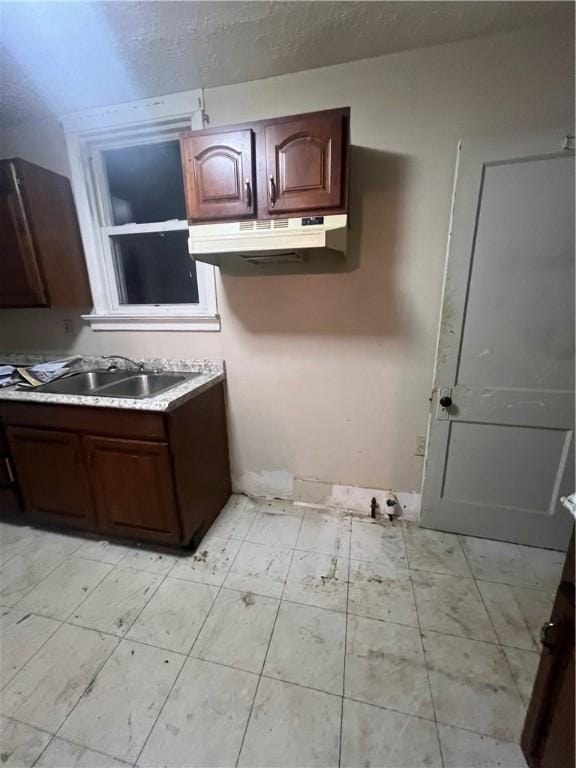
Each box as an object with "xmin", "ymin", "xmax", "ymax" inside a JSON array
[
  {"xmin": 415, "ymin": 436, "xmax": 426, "ymax": 457},
  {"xmin": 62, "ymin": 318, "xmax": 74, "ymax": 335}
]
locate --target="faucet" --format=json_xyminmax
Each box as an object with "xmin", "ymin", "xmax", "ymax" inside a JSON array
[{"xmin": 102, "ymin": 355, "xmax": 145, "ymax": 372}]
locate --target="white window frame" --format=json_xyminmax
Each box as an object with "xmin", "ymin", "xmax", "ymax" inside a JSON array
[{"xmin": 62, "ymin": 90, "xmax": 219, "ymax": 331}]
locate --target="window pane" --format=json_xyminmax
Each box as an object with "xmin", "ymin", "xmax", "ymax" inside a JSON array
[
  {"xmin": 111, "ymin": 231, "xmax": 199, "ymax": 305},
  {"xmin": 103, "ymin": 141, "xmax": 186, "ymax": 224}
]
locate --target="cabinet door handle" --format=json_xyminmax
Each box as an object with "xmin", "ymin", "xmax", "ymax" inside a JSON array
[
  {"xmin": 268, "ymin": 175, "xmax": 277, "ymax": 206},
  {"xmin": 540, "ymin": 620, "xmax": 559, "ymax": 651},
  {"xmin": 4, "ymin": 457, "xmax": 14, "ymax": 484},
  {"xmin": 245, "ymin": 179, "xmax": 252, "ymax": 208}
]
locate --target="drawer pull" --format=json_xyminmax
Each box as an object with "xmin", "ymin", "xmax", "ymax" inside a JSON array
[{"xmin": 4, "ymin": 457, "xmax": 14, "ymax": 484}]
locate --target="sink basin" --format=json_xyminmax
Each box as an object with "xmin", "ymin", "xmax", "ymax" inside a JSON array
[
  {"xmin": 34, "ymin": 370, "xmax": 128, "ymax": 395},
  {"xmin": 32, "ymin": 370, "xmax": 199, "ymax": 399},
  {"xmin": 96, "ymin": 373, "xmax": 190, "ymax": 399}
]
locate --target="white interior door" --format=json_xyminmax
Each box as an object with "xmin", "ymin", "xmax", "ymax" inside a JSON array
[{"xmin": 421, "ymin": 134, "xmax": 575, "ymax": 551}]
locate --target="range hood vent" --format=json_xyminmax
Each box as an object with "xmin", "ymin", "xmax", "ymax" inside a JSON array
[
  {"xmin": 188, "ymin": 214, "xmax": 348, "ymax": 274},
  {"xmin": 239, "ymin": 251, "xmax": 306, "ymax": 265},
  {"xmin": 238, "ymin": 219, "xmax": 290, "ymax": 232}
]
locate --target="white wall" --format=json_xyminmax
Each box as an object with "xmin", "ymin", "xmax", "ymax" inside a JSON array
[{"xmin": 1, "ymin": 24, "xmax": 574, "ymax": 504}]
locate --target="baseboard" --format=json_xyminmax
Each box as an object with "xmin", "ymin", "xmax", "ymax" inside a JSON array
[{"xmin": 233, "ymin": 471, "xmax": 421, "ymax": 522}]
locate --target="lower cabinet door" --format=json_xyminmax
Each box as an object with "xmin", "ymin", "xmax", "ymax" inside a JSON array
[
  {"xmin": 6, "ymin": 426, "xmax": 94, "ymax": 526},
  {"xmin": 83, "ymin": 435, "xmax": 181, "ymax": 544},
  {"xmin": 522, "ymin": 531, "xmax": 575, "ymax": 768}
]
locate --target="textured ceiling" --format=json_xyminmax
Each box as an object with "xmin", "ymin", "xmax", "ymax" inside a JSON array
[{"xmin": 0, "ymin": 1, "xmax": 571, "ymax": 127}]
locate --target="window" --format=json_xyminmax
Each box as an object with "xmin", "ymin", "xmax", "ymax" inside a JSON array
[{"xmin": 63, "ymin": 91, "xmax": 218, "ymax": 331}]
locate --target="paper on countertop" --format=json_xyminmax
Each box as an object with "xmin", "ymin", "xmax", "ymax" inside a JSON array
[
  {"xmin": 0, "ymin": 365, "xmax": 18, "ymax": 388},
  {"xmin": 0, "ymin": 356, "xmax": 83, "ymax": 388}
]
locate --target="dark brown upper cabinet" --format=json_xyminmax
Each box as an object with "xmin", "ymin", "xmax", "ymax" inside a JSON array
[
  {"xmin": 264, "ymin": 112, "xmax": 344, "ymax": 215},
  {"xmin": 0, "ymin": 159, "xmax": 92, "ymax": 309},
  {"xmin": 180, "ymin": 107, "xmax": 349, "ymax": 223},
  {"xmin": 181, "ymin": 129, "xmax": 256, "ymax": 221}
]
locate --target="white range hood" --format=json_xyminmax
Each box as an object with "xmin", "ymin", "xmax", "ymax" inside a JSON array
[{"xmin": 188, "ymin": 214, "xmax": 348, "ymax": 274}]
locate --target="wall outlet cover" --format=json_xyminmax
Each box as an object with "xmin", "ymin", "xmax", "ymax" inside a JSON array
[{"xmin": 415, "ymin": 436, "xmax": 426, "ymax": 457}]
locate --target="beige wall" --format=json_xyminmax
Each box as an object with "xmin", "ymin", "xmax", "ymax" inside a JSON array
[{"xmin": 1, "ymin": 24, "xmax": 573, "ymax": 502}]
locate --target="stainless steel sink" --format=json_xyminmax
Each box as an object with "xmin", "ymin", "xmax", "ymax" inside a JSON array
[
  {"xmin": 36, "ymin": 370, "xmax": 129, "ymax": 395},
  {"xmin": 96, "ymin": 373, "xmax": 191, "ymax": 399},
  {"xmin": 33, "ymin": 370, "xmax": 199, "ymax": 399}
]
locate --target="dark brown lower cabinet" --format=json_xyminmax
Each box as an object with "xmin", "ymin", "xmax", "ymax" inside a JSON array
[
  {"xmin": 84, "ymin": 436, "xmax": 180, "ymax": 545},
  {"xmin": 7, "ymin": 426, "xmax": 94, "ymax": 528},
  {"xmin": 522, "ymin": 529, "xmax": 575, "ymax": 768},
  {"xmin": 0, "ymin": 383, "xmax": 231, "ymax": 547}
]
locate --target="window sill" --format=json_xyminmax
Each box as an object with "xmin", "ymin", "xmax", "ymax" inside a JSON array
[{"xmin": 81, "ymin": 313, "xmax": 221, "ymax": 332}]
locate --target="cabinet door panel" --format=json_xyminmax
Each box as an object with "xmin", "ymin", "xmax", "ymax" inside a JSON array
[
  {"xmin": 0, "ymin": 162, "xmax": 47, "ymax": 307},
  {"xmin": 522, "ymin": 531, "xmax": 574, "ymax": 768},
  {"xmin": 6, "ymin": 427, "xmax": 93, "ymax": 526},
  {"xmin": 265, "ymin": 113, "xmax": 344, "ymax": 214},
  {"xmin": 84, "ymin": 436, "xmax": 180, "ymax": 544},
  {"xmin": 181, "ymin": 129, "xmax": 255, "ymax": 221}
]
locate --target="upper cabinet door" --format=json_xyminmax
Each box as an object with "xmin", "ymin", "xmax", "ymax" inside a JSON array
[
  {"xmin": 0, "ymin": 161, "xmax": 47, "ymax": 307},
  {"xmin": 265, "ymin": 113, "xmax": 344, "ymax": 214},
  {"xmin": 181, "ymin": 129, "xmax": 255, "ymax": 221}
]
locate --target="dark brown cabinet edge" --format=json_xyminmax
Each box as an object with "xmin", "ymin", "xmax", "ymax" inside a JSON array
[{"xmin": 522, "ymin": 528, "xmax": 575, "ymax": 768}]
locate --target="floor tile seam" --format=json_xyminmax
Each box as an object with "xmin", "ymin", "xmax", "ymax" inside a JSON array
[
  {"xmin": 408, "ymin": 564, "xmax": 482, "ymax": 582},
  {"xmin": 43, "ymin": 558, "xmax": 118, "ymax": 624},
  {"xmin": 66, "ymin": 564, "xmax": 168, "ymax": 638},
  {"xmin": 416, "ymin": 624, "xmax": 506, "ymax": 647},
  {"xmin": 133, "ymin": 530, "xmax": 247, "ymax": 767},
  {"xmin": 342, "ymin": 694, "xmax": 439, "ymax": 724},
  {"xmin": 470, "ymin": 570, "xmax": 530, "ymax": 709},
  {"xmin": 30, "ymin": 732, "xmax": 54, "ymax": 768},
  {"xmin": 90, "ymin": 627, "xmax": 191, "ymax": 657},
  {"xmin": 456, "ymin": 535, "xmax": 546, "ymax": 591},
  {"xmin": 409, "ymin": 571, "xmax": 500, "ymax": 644},
  {"xmin": 346, "ymin": 552, "xmax": 410, "ymax": 570},
  {"xmin": 243, "ymin": 503, "xmax": 305, "ymax": 547},
  {"xmin": 0, "ymin": 539, "xmax": 37, "ymax": 570},
  {"xmin": 16, "ymin": 697, "xmax": 529, "ymax": 768},
  {"xmin": 400, "ymin": 523, "xmax": 445, "ymax": 768},
  {"xmin": 1, "ymin": 549, "xmax": 78, "ymax": 611},
  {"xmin": 280, "ymin": 595, "xmax": 348, "ymax": 616},
  {"xmin": 51, "ymin": 571, "xmax": 172, "ymax": 752},
  {"xmin": 30, "ymin": 732, "xmax": 133, "ymax": 768},
  {"xmin": 233, "ymin": 512, "xmax": 307, "ymax": 768},
  {"xmin": 5, "ymin": 628, "xmax": 120, "ymax": 743},
  {"xmin": 338, "ymin": 508, "xmax": 353, "ymax": 768},
  {"xmin": 259, "ymin": 672, "xmax": 344, "ymax": 702},
  {"xmin": 0, "ymin": 613, "xmax": 65, "ymax": 693},
  {"xmin": 126, "ymin": 647, "xmax": 190, "ymax": 768},
  {"xmin": 0, "ymin": 712, "xmax": 55, "ymax": 736},
  {"xmin": 293, "ymin": 545, "xmax": 351, "ymax": 559},
  {"xmin": 3, "ymin": 552, "xmax": 114, "ymax": 623},
  {"xmin": 473, "ymin": 576, "xmax": 552, "ymax": 595}
]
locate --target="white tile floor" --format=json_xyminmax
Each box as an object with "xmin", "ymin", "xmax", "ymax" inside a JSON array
[{"xmin": 0, "ymin": 495, "xmax": 564, "ymax": 767}]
